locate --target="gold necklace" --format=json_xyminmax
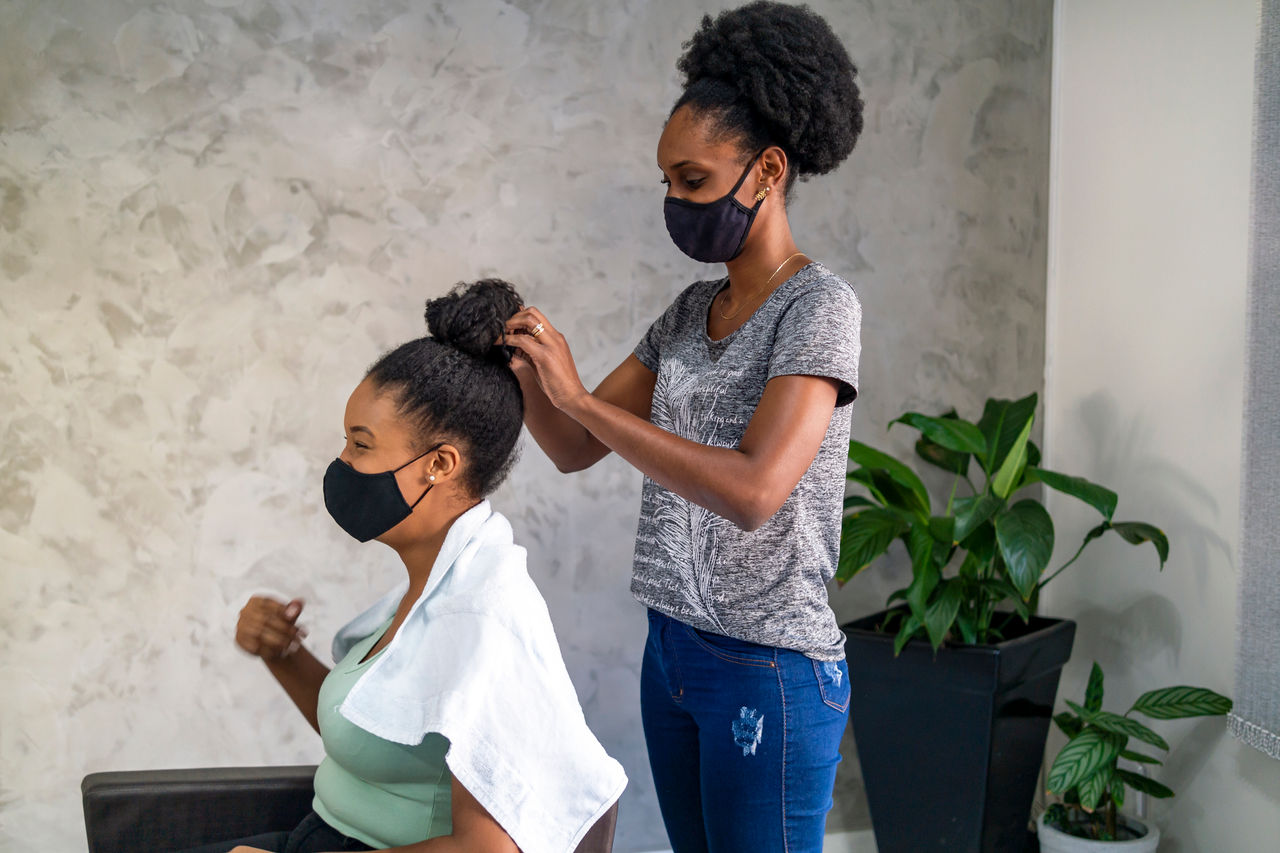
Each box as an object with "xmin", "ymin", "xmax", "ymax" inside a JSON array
[{"xmin": 718, "ymin": 251, "xmax": 807, "ymax": 320}]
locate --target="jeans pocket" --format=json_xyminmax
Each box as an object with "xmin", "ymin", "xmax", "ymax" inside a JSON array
[
  {"xmin": 813, "ymin": 659, "xmax": 850, "ymax": 712},
  {"xmin": 683, "ymin": 624, "xmax": 777, "ymax": 667}
]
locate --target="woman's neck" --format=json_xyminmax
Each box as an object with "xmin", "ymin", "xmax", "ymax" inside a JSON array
[
  {"xmin": 723, "ymin": 215, "xmax": 800, "ymax": 297},
  {"xmin": 391, "ymin": 502, "xmax": 474, "ymax": 596}
]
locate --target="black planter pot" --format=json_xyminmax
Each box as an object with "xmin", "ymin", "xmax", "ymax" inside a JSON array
[{"xmin": 842, "ymin": 610, "xmax": 1076, "ymax": 853}]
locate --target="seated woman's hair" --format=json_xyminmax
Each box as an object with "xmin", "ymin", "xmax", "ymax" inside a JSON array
[{"xmin": 366, "ymin": 278, "xmax": 524, "ymax": 498}]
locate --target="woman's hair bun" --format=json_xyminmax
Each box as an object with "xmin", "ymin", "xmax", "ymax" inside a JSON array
[
  {"xmin": 424, "ymin": 278, "xmax": 523, "ymax": 362},
  {"xmin": 676, "ymin": 1, "xmax": 864, "ymax": 178}
]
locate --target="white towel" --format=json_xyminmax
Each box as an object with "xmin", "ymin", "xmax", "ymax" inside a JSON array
[{"xmin": 331, "ymin": 500, "xmax": 628, "ymax": 853}]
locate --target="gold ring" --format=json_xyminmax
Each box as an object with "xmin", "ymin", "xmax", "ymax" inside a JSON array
[{"xmin": 530, "ymin": 322, "xmax": 545, "ymax": 338}]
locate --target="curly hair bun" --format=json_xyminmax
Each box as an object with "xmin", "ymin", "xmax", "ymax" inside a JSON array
[
  {"xmin": 424, "ymin": 278, "xmax": 523, "ymax": 362},
  {"xmin": 677, "ymin": 1, "xmax": 864, "ymax": 177}
]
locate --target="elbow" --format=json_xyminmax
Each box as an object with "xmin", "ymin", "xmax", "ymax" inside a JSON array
[
  {"xmin": 730, "ymin": 490, "xmax": 784, "ymax": 532},
  {"xmin": 554, "ymin": 456, "xmax": 590, "ymax": 474}
]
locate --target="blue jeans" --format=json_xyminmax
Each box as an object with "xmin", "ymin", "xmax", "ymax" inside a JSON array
[{"xmin": 640, "ymin": 609, "xmax": 850, "ymax": 853}]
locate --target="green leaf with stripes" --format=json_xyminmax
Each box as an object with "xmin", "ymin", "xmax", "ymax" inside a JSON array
[
  {"xmin": 1054, "ymin": 712, "xmax": 1084, "ymax": 739},
  {"xmin": 1066, "ymin": 701, "xmax": 1168, "ymax": 750},
  {"xmin": 1120, "ymin": 749, "xmax": 1163, "ymax": 766},
  {"xmin": 1085, "ymin": 662, "xmax": 1105, "ymax": 712},
  {"xmin": 1078, "ymin": 764, "xmax": 1114, "ymax": 812},
  {"xmin": 1047, "ymin": 729, "xmax": 1125, "ymax": 795},
  {"xmin": 1130, "ymin": 686, "xmax": 1233, "ymax": 719},
  {"xmin": 1114, "ymin": 769, "xmax": 1175, "ymax": 799}
]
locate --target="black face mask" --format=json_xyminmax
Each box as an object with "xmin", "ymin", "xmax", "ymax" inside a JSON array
[
  {"xmin": 663, "ymin": 151, "xmax": 765, "ymax": 263},
  {"xmin": 323, "ymin": 443, "xmax": 442, "ymax": 543}
]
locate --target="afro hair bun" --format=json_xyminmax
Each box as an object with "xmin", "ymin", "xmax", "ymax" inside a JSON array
[
  {"xmin": 424, "ymin": 278, "xmax": 523, "ymax": 363},
  {"xmin": 676, "ymin": 1, "xmax": 864, "ymax": 178}
]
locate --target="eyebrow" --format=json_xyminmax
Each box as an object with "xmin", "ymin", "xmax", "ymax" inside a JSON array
[{"xmin": 349, "ymin": 425, "xmax": 374, "ymax": 437}]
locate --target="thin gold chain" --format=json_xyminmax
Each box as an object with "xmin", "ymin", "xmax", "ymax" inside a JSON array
[{"xmin": 718, "ymin": 251, "xmax": 807, "ymax": 320}]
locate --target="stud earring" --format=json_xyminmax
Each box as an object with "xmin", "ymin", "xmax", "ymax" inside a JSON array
[
  {"xmin": 429, "ymin": 475, "xmax": 436, "ymax": 482},
  {"xmin": 754, "ymin": 186, "xmax": 770, "ymax": 203}
]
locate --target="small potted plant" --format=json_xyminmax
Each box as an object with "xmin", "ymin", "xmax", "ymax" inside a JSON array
[
  {"xmin": 1039, "ymin": 661, "xmax": 1232, "ymax": 850},
  {"xmin": 838, "ymin": 392, "xmax": 1168, "ymax": 853}
]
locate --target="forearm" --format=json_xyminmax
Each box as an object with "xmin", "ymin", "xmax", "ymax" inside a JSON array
[
  {"xmin": 515, "ymin": 369, "xmax": 610, "ymax": 472},
  {"xmin": 564, "ymin": 392, "xmax": 775, "ymax": 530},
  {"xmin": 263, "ymin": 647, "xmax": 329, "ymax": 734}
]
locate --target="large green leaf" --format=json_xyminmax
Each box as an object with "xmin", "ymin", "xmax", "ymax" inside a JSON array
[
  {"xmin": 951, "ymin": 494, "xmax": 1002, "ymax": 544},
  {"xmin": 1078, "ymin": 764, "xmax": 1114, "ymax": 811},
  {"xmin": 1066, "ymin": 702, "xmax": 1169, "ymax": 750},
  {"xmin": 892, "ymin": 412, "xmax": 987, "ymax": 455},
  {"xmin": 1047, "ymin": 729, "xmax": 1125, "ymax": 795},
  {"xmin": 991, "ymin": 414, "xmax": 1034, "ymax": 498},
  {"xmin": 916, "ymin": 439, "xmax": 970, "ymax": 477},
  {"xmin": 1130, "ymin": 686, "xmax": 1233, "ymax": 719},
  {"xmin": 905, "ymin": 523, "xmax": 938, "ymax": 622},
  {"xmin": 928, "ymin": 515, "xmax": 956, "ymax": 546},
  {"xmin": 1114, "ymin": 769, "xmax": 1174, "ymax": 799},
  {"xmin": 1110, "ymin": 522, "xmax": 1171, "ymax": 568},
  {"xmin": 995, "ymin": 500, "xmax": 1055, "ymax": 600},
  {"xmin": 868, "ymin": 469, "xmax": 930, "ymax": 518},
  {"xmin": 924, "ymin": 580, "xmax": 964, "ymax": 651},
  {"xmin": 976, "ymin": 392, "xmax": 1038, "ymax": 475},
  {"xmin": 1085, "ymin": 662, "xmax": 1105, "ymax": 712},
  {"xmin": 837, "ymin": 509, "xmax": 909, "ymax": 582},
  {"xmin": 843, "ymin": 494, "xmax": 877, "ymax": 512},
  {"xmin": 893, "ymin": 613, "xmax": 923, "ymax": 656},
  {"xmin": 848, "ymin": 441, "xmax": 930, "ymax": 514},
  {"xmin": 1024, "ymin": 468, "xmax": 1119, "ymax": 521}
]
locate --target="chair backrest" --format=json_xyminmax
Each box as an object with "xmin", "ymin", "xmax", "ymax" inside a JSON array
[{"xmin": 83, "ymin": 766, "xmax": 618, "ymax": 853}]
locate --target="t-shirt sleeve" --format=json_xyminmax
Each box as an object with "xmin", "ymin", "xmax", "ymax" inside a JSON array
[
  {"xmin": 767, "ymin": 277, "xmax": 862, "ymax": 406},
  {"xmin": 633, "ymin": 291, "xmax": 686, "ymax": 373}
]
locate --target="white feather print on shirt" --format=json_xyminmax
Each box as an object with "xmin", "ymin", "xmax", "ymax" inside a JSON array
[{"xmin": 649, "ymin": 355, "xmax": 744, "ymax": 632}]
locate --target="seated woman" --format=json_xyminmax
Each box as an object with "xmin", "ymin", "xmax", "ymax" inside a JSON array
[{"xmin": 198, "ymin": 279, "xmax": 626, "ymax": 853}]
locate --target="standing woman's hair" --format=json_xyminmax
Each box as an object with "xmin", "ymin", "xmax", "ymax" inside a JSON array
[
  {"xmin": 366, "ymin": 278, "xmax": 524, "ymax": 498},
  {"xmin": 673, "ymin": 1, "xmax": 864, "ymax": 191}
]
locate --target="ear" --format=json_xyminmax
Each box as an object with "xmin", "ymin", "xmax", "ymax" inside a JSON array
[
  {"xmin": 758, "ymin": 145, "xmax": 789, "ymax": 194},
  {"xmin": 422, "ymin": 443, "xmax": 462, "ymax": 485}
]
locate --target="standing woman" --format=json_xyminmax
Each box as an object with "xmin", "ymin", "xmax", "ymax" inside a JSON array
[{"xmin": 505, "ymin": 3, "xmax": 863, "ymax": 851}]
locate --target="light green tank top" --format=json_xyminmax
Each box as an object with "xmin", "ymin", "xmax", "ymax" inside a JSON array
[{"xmin": 312, "ymin": 618, "xmax": 452, "ymax": 847}]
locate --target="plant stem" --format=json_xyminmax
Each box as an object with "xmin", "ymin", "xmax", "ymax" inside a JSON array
[
  {"xmin": 1106, "ymin": 798, "xmax": 1116, "ymax": 839},
  {"xmin": 1035, "ymin": 537, "xmax": 1093, "ymax": 592}
]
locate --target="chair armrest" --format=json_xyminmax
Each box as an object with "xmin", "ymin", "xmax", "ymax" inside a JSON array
[{"xmin": 82, "ymin": 765, "xmax": 317, "ymax": 853}]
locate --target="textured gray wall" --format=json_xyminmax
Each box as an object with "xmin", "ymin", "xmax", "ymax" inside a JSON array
[{"xmin": 0, "ymin": 1, "xmax": 1050, "ymax": 849}]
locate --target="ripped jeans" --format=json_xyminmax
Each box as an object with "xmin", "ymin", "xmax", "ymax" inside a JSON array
[{"xmin": 640, "ymin": 609, "xmax": 850, "ymax": 853}]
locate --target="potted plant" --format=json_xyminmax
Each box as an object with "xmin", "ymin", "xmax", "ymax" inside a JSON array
[
  {"xmin": 838, "ymin": 392, "xmax": 1168, "ymax": 853},
  {"xmin": 1038, "ymin": 662, "xmax": 1232, "ymax": 851}
]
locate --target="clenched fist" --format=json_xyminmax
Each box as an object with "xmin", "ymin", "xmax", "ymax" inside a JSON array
[{"xmin": 235, "ymin": 596, "xmax": 307, "ymax": 660}]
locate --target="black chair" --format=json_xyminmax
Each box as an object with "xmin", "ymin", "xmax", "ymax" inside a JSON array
[{"xmin": 82, "ymin": 766, "xmax": 618, "ymax": 853}]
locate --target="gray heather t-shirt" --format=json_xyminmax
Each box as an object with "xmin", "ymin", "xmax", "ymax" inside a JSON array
[{"xmin": 631, "ymin": 262, "xmax": 861, "ymax": 661}]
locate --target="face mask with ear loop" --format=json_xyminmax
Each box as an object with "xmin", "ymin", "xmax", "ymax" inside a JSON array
[
  {"xmin": 322, "ymin": 443, "xmax": 443, "ymax": 542},
  {"xmin": 663, "ymin": 150, "xmax": 767, "ymax": 263}
]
